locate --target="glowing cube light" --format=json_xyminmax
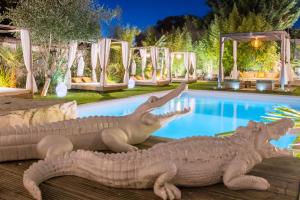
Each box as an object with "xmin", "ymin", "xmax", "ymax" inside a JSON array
[
  {"xmin": 56, "ymin": 82, "xmax": 68, "ymax": 97},
  {"xmin": 128, "ymin": 77, "xmax": 135, "ymax": 89}
]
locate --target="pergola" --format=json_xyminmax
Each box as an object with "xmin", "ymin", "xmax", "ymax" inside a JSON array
[
  {"xmin": 130, "ymin": 46, "xmax": 171, "ymax": 86},
  {"xmin": 68, "ymin": 38, "xmax": 130, "ymax": 92},
  {"xmin": 218, "ymin": 31, "xmax": 292, "ymax": 90},
  {"xmin": 0, "ymin": 24, "xmax": 37, "ymax": 94},
  {"xmin": 171, "ymin": 51, "xmax": 197, "ymax": 83}
]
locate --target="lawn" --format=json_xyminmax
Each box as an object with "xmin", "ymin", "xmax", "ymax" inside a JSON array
[
  {"xmin": 35, "ymin": 81, "xmax": 300, "ymax": 104},
  {"xmin": 35, "ymin": 84, "xmax": 179, "ymax": 104}
]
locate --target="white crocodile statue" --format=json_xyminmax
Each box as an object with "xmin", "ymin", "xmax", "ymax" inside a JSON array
[
  {"xmin": 23, "ymin": 118, "xmax": 294, "ymax": 200},
  {"xmin": 0, "ymin": 83, "xmax": 189, "ymax": 161}
]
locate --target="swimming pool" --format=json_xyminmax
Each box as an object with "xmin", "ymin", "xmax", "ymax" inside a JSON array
[{"xmin": 78, "ymin": 90, "xmax": 300, "ymax": 149}]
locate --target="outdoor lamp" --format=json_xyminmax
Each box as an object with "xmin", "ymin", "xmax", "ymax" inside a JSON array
[
  {"xmin": 176, "ymin": 54, "xmax": 182, "ymax": 60},
  {"xmin": 56, "ymin": 82, "xmax": 68, "ymax": 97},
  {"xmin": 251, "ymin": 38, "xmax": 262, "ymax": 48}
]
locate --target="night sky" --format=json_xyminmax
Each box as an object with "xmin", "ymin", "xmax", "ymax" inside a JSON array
[
  {"xmin": 99, "ymin": 0, "xmax": 211, "ymax": 35},
  {"xmin": 99, "ymin": 0, "xmax": 299, "ymax": 35}
]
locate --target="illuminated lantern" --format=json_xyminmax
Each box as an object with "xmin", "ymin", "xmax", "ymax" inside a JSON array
[
  {"xmin": 56, "ymin": 82, "xmax": 68, "ymax": 97},
  {"xmin": 251, "ymin": 38, "xmax": 262, "ymax": 48},
  {"xmin": 176, "ymin": 53, "xmax": 182, "ymax": 59}
]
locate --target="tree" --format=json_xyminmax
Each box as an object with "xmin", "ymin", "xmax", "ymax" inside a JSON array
[
  {"xmin": 206, "ymin": 0, "xmax": 300, "ymax": 29},
  {"xmin": 110, "ymin": 25, "xmax": 141, "ymax": 47},
  {"xmin": 195, "ymin": 7, "xmax": 279, "ymax": 76},
  {"xmin": 6, "ymin": 0, "xmax": 120, "ymax": 96},
  {"xmin": 136, "ymin": 15, "xmax": 206, "ymax": 45},
  {"xmin": 0, "ymin": 0, "xmax": 19, "ymax": 24}
]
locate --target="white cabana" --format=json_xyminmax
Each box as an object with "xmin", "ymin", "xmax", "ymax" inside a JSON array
[
  {"xmin": 171, "ymin": 51, "xmax": 197, "ymax": 83},
  {"xmin": 130, "ymin": 46, "xmax": 171, "ymax": 86},
  {"xmin": 0, "ymin": 24, "xmax": 37, "ymax": 96},
  {"xmin": 71, "ymin": 38, "xmax": 129, "ymax": 92},
  {"xmin": 218, "ymin": 31, "xmax": 293, "ymax": 90}
]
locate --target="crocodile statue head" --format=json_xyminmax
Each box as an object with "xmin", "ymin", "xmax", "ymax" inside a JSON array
[
  {"xmin": 233, "ymin": 118, "xmax": 294, "ymax": 159},
  {"xmin": 127, "ymin": 83, "xmax": 190, "ymax": 141}
]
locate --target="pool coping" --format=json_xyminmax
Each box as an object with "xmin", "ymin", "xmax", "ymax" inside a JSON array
[{"xmin": 78, "ymin": 89, "xmax": 300, "ymax": 109}]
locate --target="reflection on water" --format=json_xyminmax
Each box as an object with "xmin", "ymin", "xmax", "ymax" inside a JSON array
[{"xmin": 79, "ymin": 92, "xmax": 299, "ymax": 148}]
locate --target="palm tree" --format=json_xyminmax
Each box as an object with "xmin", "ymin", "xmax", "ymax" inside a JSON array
[
  {"xmin": 0, "ymin": 47, "xmax": 23, "ymax": 87},
  {"xmin": 263, "ymin": 107, "xmax": 300, "ymax": 131}
]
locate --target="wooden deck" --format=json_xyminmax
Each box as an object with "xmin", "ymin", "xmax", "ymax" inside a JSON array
[{"xmin": 0, "ymin": 136, "xmax": 299, "ymax": 200}]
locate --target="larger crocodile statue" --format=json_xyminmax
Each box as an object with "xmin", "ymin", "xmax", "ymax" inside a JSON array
[
  {"xmin": 0, "ymin": 83, "xmax": 189, "ymax": 162},
  {"xmin": 23, "ymin": 118, "xmax": 294, "ymax": 200}
]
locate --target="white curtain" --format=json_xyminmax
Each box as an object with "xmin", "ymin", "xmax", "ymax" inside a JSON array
[
  {"xmin": 131, "ymin": 60, "xmax": 137, "ymax": 75},
  {"xmin": 171, "ymin": 53, "xmax": 175, "ymax": 78},
  {"xmin": 76, "ymin": 52, "xmax": 85, "ymax": 77},
  {"xmin": 64, "ymin": 41, "xmax": 77, "ymax": 89},
  {"xmin": 91, "ymin": 43, "xmax": 98, "ymax": 82},
  {"xmin": 285, "ymin": 39, "xmax": 294, "ymax": 83},
  {"xmin": 164, "ymin": 48, "xmax": 170, "ymax": 80},
  {"xmin": 232, "ymin": 40, "xmax": 238, "ymax": 79},
  {"xmin": 20, "ymin": 29, "xmax": 38, "ymax": 93},
  {"xmin": 150, "ymin": 47, "xmax": 158, "ymax": 82},
  {"xmin": 139, "ymin": 48, "xmax": 147, "ymax": 79},
  {"xmin": 121, "ymin": 41, "xmax": 130, "ymax": 84},
  {"xmin": 183, "ymin": 52, "xmax": 189, "ymax": 79},
  {"xmin": 190, "ymin": 53, "xmax": 197, "ymax": 79},
  {"xmin": 98, "ymin": 38, "xmax": 111, "ymax": 86}
]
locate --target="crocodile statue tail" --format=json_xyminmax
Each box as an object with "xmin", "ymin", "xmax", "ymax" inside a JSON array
[{"xmin": 23, "ymin": 150, "xmax": 145, "ymax": 200}]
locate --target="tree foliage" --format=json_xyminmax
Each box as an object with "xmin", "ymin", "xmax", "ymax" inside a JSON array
[
  {"xmin": 206, "ymin": 0, "xmax": 300, "ymax": 30},
  {"xmin": 6, "ymin": 0, "xmax": 120, "ymax": 43},
  {"xmin": 136, "ymin": 15, "xmax": 205, "ymax": 46},
  {"xmin": 110, "ymin": 25, "xmax": 141, "ymax": 47}
]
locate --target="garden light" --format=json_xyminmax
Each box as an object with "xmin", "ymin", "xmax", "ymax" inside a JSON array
[
  {"xmin": 128, "ymin": 77, "xmax": 135, "ymax": 89},
  {"xmin": 56, "ymin": 82, "xmax": 68, "ymax": 97}
]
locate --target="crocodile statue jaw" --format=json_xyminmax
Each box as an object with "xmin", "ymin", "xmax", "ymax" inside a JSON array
[
  {"xmin": 23, "ymin": 118, "xmax": 294, "ymax": 200},
  {"xmin": 0, "ymin": 83, "xmax": 189, "ymax": 162}
]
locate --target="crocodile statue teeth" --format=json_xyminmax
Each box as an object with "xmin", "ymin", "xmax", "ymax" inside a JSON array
[
  {"xmin": 0, "ymin": 83, "xmax": 189, "ymax": 162},
  {"xmin": 23, "ymin": 118, "xmax": 294, "ymax": 200}
]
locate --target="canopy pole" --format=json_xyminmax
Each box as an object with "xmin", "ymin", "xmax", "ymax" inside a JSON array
[
  {"xmin": 233, "ymin": 40, "xmax": 238, "ymax": 79},
  {"xmin": 218, "ymin": 36, "xmax": 225, "ymax": 88},
  {"xmin": 280, "ymin": 34, "xmax": 286, "ymax": 90}
]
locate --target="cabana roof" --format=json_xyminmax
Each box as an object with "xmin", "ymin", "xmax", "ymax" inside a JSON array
[
  {"xmin": 0, "ymin": 24, "xmax": 21, "ymax": 33},
  {"xmin": 221, "ymin": 31, "xmax": 290, "ymax": 42},
  {"xmin": 131, "ymin": 46, "xmax": 169, "ymax": 50}
]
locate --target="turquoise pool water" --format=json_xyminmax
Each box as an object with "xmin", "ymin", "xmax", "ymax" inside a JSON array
[{"xmin": 78, "ymin": 91, "xmax": 300, "ymax": 149}]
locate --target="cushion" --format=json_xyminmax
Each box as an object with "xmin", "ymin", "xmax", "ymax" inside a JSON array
[
  {"xmin": 72, "ymin": 77, "xmax": 83, "ymax": 83},
  {"xmin": 135, "ymin": 75, "xmax": 143, "ymax": 80},
  {"xmin": 239, "ymin": 72, "xmax": 244, "ymax": 78},
  {"xmin": 82, "ymin": 77, "xmax": 92, "ymax": 83},
  {"xmin": 257, "ymin": 72, "xmax": 265, "ymax": 78},
  {"xmin": 242, "ymin": 72, "xmax": 256, "ymax": 79},
  {"xmin": 265, "ymin": 72, "xmax": 279, "ymax": 79}
]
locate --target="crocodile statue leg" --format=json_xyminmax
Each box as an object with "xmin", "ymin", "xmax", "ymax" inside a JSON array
[
  {"xmin": 146, "ymin": 162, "xmax": 181, "ymax": 200},
  {"xmin": 37, "ymin": 136, "xmax": 73, "ymax": 159},
  {"xmin": 223, "ymin": 159, "xmax": 270, "ymax": 190},
  {"xmin": 101, "ymin": 128, "xmax": 138, "ymax": 152}
]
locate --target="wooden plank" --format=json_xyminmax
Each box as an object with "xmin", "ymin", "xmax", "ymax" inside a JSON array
[{"xmin": 0, "ymin": 136, "xmax": 298, "ymax": 200}]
